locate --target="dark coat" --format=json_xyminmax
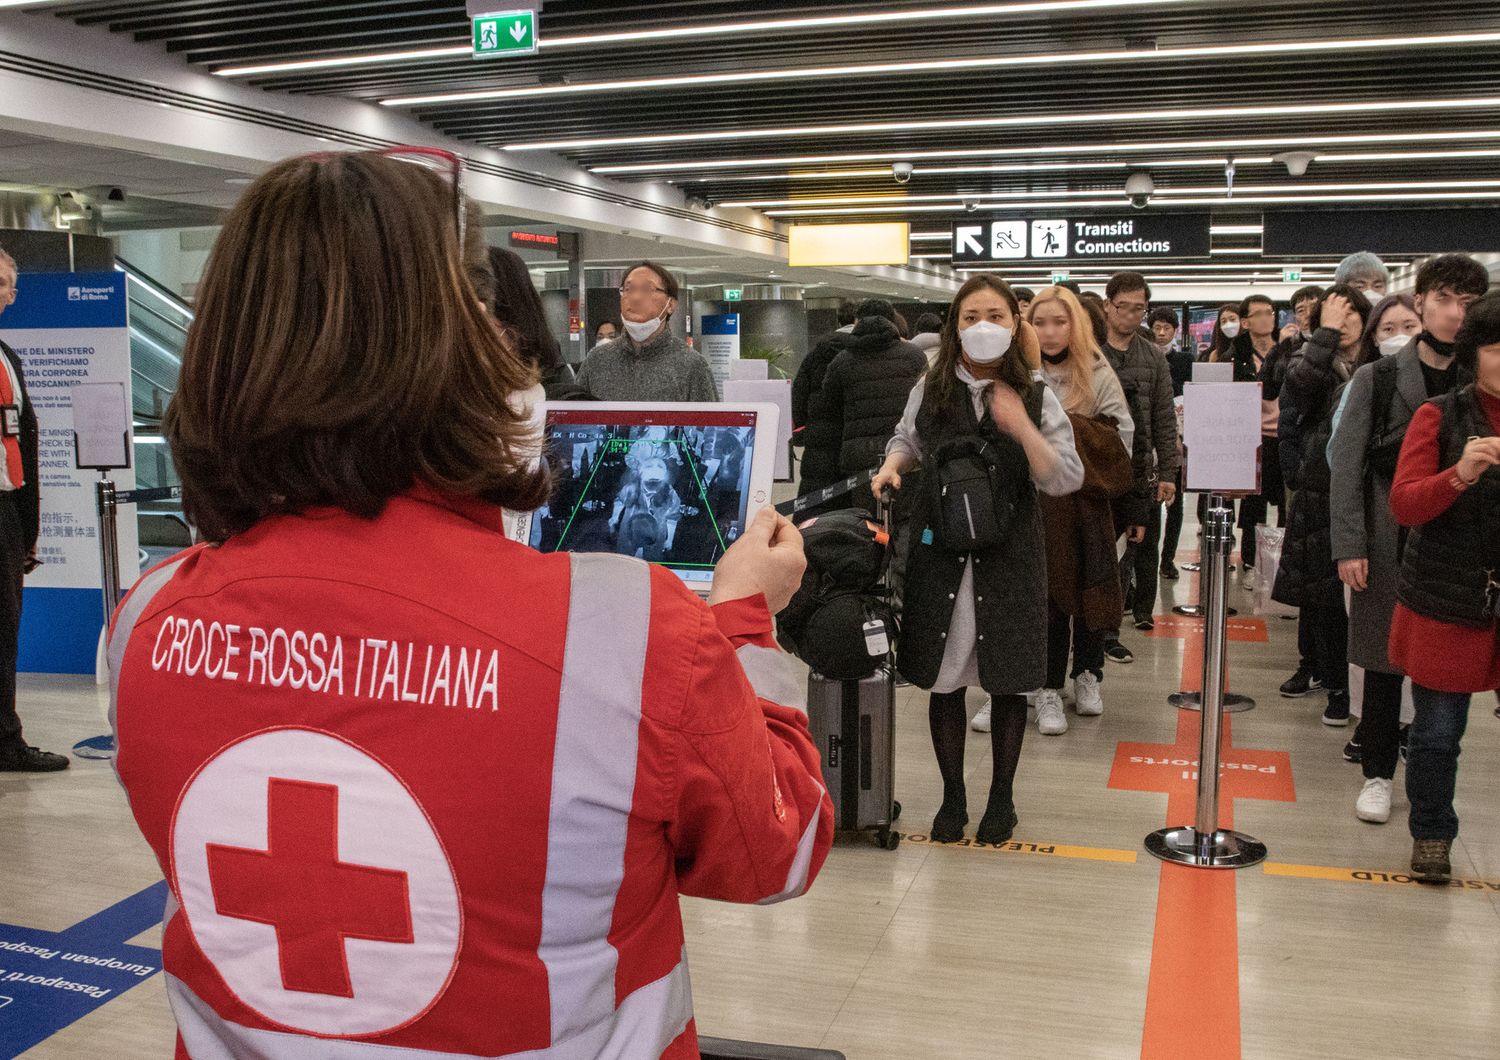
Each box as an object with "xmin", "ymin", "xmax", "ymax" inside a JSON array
[
  {"xmin": 1102, "ymin": 333, "xmax": 1179, "ymax": 527},
  {"xmin": 0, "ymin": 341, "xmax": 38, "ymax": 552},
  {"xmin": 819, "ymin": 318, "xmax": 927, "ymax": 475},
  {"xmin": 791, "ymin": 331, "xmax": 850, "ymax": 493},
  {"xmin": 1273, "ymin": 328, "xmax": 1362, "ymax": 609},
  {"xmin": 897, "ymin": 379, "xmax": 1048, "ymax": 696}
]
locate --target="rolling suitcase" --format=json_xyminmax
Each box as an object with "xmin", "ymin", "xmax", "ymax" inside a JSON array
[{"xmin": 805, "ymin": 490, "xmax": 901, "ymax": 850}]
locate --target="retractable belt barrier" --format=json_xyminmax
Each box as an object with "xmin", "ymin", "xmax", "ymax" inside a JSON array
[
  {"xmin": 94, "ymin": 480, "xmax": 185, "ymax": 621},
  {"xmin": 773, "ymin": 469, "xmax": 876, "ymax": 518},
  {"xmin": 114, "ymin": 485, "xmax": 182, "ymax": 505},
  {"xmin": 1145, "ymin": 494, "xmax": 1268, "ymax": 870}
]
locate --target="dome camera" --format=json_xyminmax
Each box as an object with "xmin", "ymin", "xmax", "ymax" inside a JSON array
[
  {"xmin": 1125, "ymin": 171, "xmax": 1155, "ymax": 210},
  {"xmin": 892, "ymin": 162, "xmax": 914, "ymax": 184},
  {"xmin": 963, "ymin": 198, "xmax": 981, "ymax": 213},
  {"xmin": 1274, "ymin": 151, "xmax": 1318, "ymax": 177}
]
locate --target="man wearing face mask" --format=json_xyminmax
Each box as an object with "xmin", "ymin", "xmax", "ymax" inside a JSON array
[
  {"xmin": 1334, "ymin": 251, "xmax": 1391, "ymax": 301},
  {"xmin": 1098, "ymin": 272, "xmax": 1180, "ymax": 654},
  {"xmin": 577, "ymin": 261, "xmax": 720, "ymax": 403},
  {"xmin": 1326, "ymin": 255, "xmax": 1490, "ymax": 824}
]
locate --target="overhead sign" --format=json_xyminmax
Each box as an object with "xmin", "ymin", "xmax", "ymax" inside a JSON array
[
  {"xmin": 1050, "ymin": 271, "xmax": 1070, "ymax": 284},
  {"xmin": 788, "ymin": 223, "xmax": 910, "ymax": 267},
  {"xmin": 472, "ymin": 9, "xmax": 538, "ymax": 58},
  {"xmin": 1263, "ymin": 207, "xmax": 1500, "ymax": 255},
  {"xmin": 508, "ymin": 230, "xmax": 559, "ymax": 252},
  {"xmin": 1282, "ymin": 268, "xmax": 1303, "ymax": 283},
  {"xmin": 951, "ymin": 213, "xmax": 1211, "ymax": 265},
  {"xmin": 724, "ymin": 288, "xmax": 743, "ymax": 302}
]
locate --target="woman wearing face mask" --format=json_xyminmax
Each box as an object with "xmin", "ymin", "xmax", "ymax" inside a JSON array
[
  {"xmin": 1203, "ymin": 304, "xmax": 1242, "ymax": 362},
  {"xmin": 1387, "ymin": 291, "xmax": 1500, "ymax": 883},
  {"xmin": 577, "ymin": 261, "xmax": 720, "ymax": 402},
  {"xmin": 873, "ymin": 276, "xmax": 1083, "ymax": 844},
  {"xmin": 1024, "ymin": 286, "xmax": 1134, "ymax": 735},
  {"xmin": 1273, "ymin": 285, "xmax": 1377, "ymax": 727}
]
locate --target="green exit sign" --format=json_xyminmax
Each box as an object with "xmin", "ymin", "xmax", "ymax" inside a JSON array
[
  {"xmin": 1283, "ymin": 268, "xmax": 1302, "ymax": 283},
  {"xmin": 724, "ymin": 288, "xmax": 743, "ymax": 302},
  {"xmin": 1050, "ymin": 271, "xmax": 1070, "ymax": 285},
  {"xmin": 473, "ymin": 9, "xmax": 538, "ymax": 58}
]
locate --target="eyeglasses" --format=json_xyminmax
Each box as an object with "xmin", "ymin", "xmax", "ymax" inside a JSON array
[
  {"xmin": 619, "ymin": 284, "xmax": 669, "ymax": 298},
  {"xmin": 1111, "ymin": 301, "xmax": 1149, "ymax": 316},
  {"xmin": 377, "ymin": 146, "xmax": 466, "ymax": 245}
]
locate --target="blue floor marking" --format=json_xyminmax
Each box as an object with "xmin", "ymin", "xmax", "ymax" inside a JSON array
[{"xmin": 0, "ymin": 881, "xmax": 167, "ymax": 1058}]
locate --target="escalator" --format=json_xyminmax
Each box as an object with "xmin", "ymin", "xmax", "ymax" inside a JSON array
[{"xmin": 116, "ymin": 257, "xmax": 193, "ymax": 567}]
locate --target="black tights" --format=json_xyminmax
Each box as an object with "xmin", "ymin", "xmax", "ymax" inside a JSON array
[{"xmin": 929, "ymin": 689, "xmax": 1027, "ymax": 818}]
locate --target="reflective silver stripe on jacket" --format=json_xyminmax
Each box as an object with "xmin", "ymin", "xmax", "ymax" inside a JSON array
[
  {"xmin": 734, "ymin": 643, "xmax": 805, "ymax": 715},
  {"xmin": 167, "ymin": 959, "xmax": 694, "ymax": 1060},
  {"xmin": 107, "ymin": 555, "xmax": 191, "ymax": 764},
  {"xmin": 756, "ymin": 794, "xmax": 824, "ymax": 905}
]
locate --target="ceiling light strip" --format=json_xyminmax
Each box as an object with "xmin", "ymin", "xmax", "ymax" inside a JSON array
[
  {"xmin": 385, "ymin": 32, "xmax": 1500, "ymax": 107},
  {"xmin": 508, "ymin": 98, "xmax": 1500, "ymax": 152},
  {"xmin": 588, "ymin": 130, "xmax": 1500, "ymax": 174},
  {"xmin": 216, "ymin": 0, "xmax": 1198, "ymax": 77},
  {"xmin": 765, "ymin": 190, "xmax": 1500, "ymax": 215}
]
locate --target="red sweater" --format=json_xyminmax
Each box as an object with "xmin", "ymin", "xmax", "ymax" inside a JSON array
[{"xmin": 1387, "ymin": 390, "xmax": 1500, "ymax": 693}]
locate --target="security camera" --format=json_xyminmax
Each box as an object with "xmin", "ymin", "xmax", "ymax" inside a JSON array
[
  {"xmin": 686, "ymin": 194, "xmax": 713, "ymax": 210},
  {"xmin": 963, "ymin": 198, "xmax": 980, "ymax": 213},
  {"xmin": 1125, "ymin": 171, "xmax": 1155, "ymax": 209},
  {"xmin": 1225, "ymin": 159, "xmax": 1236, "ymax": 199},
  {"xmin": 80, "ymin": 185, "xmax": 126, "ymax": 204},
  {"xmin": 892, "ymin": 162, "xmax": 914, "ymax": 184},
  {"xmin": 1274, "ymin": 151, "xmax": 1317, "ymax": 177}
]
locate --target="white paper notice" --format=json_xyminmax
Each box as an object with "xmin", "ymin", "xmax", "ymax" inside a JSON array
[
  {"xmin": 723, "ymin": 378, "xmax": 793, "ymax": 480},
  {"xmin": 1192, "ymin": 361, "xmax": 1235, "ymax": 383},
  {"xmin": 70, "ymin": 382, "xmax": 131, "ymax": 470},
  {"xmin": 728, "ymin": 357, "xmax": 769, "ymax": 381},
  {"xmin": 1183, "ymin": 382, "xmax": 1262, "ymax": 493}
]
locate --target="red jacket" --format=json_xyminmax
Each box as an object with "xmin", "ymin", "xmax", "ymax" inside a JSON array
[{"xmin": 108, "ymin": 489, "xmax": 833, "ymax": 1059}]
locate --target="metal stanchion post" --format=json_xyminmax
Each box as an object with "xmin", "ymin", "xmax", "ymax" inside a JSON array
[
  {"xmin": 1147, "ymin": 497, "xmax": 1267, "ymax": 869},
  {"xmin": 95, "ymin": 473, "xmax": 122, "ymax": 624},
  {"xmin": 1168, "ymin": 494, "xmax": 1255, "ymax": 713}
]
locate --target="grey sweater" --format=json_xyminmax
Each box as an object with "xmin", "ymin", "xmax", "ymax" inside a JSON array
[{"xmin": 576, "ymin": 331, "xmax": 721, "ymax": 402}]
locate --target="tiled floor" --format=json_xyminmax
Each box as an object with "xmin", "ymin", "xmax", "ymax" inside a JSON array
[{"xmin": 3, "ymin": 550, "xmax": 1499, "ymax": 1059}]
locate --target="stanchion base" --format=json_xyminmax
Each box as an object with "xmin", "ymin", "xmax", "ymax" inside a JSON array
[
  {"xmin": 1169, "ymin": 604, "xmax": 1238, "ymax": 618},
  {"xmin": 1168, "ymin": 691, "xmax": 1256, "ymax": 712},
  {"xmin": 1145, "ymin": 827, "xmax": 1267, "ymax": 869}
]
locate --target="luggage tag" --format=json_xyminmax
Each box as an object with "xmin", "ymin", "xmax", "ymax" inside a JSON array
[
  {"xmin": 863, "ymin": 617, "xmax": 890, "ymax": 657},
  {"xmin": 2, "ymin": 406, "xmax": 18, "ymax": 437}
]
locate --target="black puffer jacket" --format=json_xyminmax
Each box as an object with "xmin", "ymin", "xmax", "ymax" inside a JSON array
[
  {"xmin": 1273, "ymin": 327, "xmax": 1363, "ymax": 608},
  {"xmin": 818, "ymin": 318, "xmax": 927, "ymax": 474},
  {"xmin": 792, "ymin": 330, "xmax": 852, "ymax": 493}
]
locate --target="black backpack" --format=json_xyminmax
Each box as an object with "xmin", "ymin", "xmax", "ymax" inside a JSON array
[
  {"xmin": 1366, "ymin": 357, "xmax": 1407, "ymax": 481},
  {"xmin": 930, "ymin": 381, "xmax": 1044, "ymax": 553},
  {"xmin": 776, "ymin": 508, "xmax": 894, "ymax": 680}
]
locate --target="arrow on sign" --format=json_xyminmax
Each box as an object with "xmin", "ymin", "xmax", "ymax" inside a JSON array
[
  {"xmin": 510, "ymin": 21, "xmax": 528, "ymax": 42},
  {"xmin": 955, "ymin": 225, "xmax": 984, "ymax": 256}
]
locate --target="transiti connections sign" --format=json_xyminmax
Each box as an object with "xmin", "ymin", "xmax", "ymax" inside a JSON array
[{"xmin": 951, "ymin": 213, "xmax": 1211, "ymax": 265}]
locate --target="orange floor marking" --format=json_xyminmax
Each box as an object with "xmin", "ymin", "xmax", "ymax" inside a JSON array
[{"xmin": 1109, "ymin": 580, "xmax": 1294, "ymax": 1060}]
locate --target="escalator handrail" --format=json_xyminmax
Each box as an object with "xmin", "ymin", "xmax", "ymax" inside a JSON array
[{"xmin": 115, "ymin": 256, "xmax": 195, "ymax": 319}]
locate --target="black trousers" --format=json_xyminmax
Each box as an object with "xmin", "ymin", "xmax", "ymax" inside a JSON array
[
  {"xmin": 1304, "ymin": 600, "xmax": 1348, "ymax": 694},
  {"xmin": 0, "ymin": 499, "xmax": 25, "ymax": 753},
  {"xmin": 1161, "ymin": 478, "xmax": 1185, "ymax": 569},
  {"xmin": 1118, "ymin": 501, "xmax": 1163, "ymax": 625},
  {"xmin": 1355, "ymin": 669, "xmax": 1405, "ymax": 781},
  {"xmin": 1047, "ymin": 604, "xmax": 1104, "ymax": 689}
]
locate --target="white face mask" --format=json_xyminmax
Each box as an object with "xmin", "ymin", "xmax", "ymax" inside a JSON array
[
  {"xmin": 623, "ymin": 312, "xmax": 666, "ymax": 343},
  {"xmin": 1379, "ymin": 334, "xmax": 1411, "ymax": 358},
  {"xmin": 1221, "ymin": 321, "xmax": 1242, "ymax": 339},
  {"xmin": 959, "ymin": 321, "xmax": 1013, "ymax": 364}
]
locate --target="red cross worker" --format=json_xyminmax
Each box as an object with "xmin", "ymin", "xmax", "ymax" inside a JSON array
[{"xmin": 107, "ymin": 151, "xmax": 832, "ymax": 1060}]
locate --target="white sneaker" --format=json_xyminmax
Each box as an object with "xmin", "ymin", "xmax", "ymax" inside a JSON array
[
  {"xmin": 1073, "ymin": 672, "xmax": 1104, "ymax": 717},
  {"xmin": 1036, "ymin": 689, "xmax": 1068, "ymax": 735},
  {"xmin": 1355, "ymin": 777, "xmax": 1393, "ymax": 824},
  {"xmin": 971, "ymin": 696, "xmax": 993, "ymax": 733}
]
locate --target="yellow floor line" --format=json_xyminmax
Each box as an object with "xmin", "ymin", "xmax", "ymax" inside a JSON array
[
  {"xmin": 1264, "ymin": 861, "xmax": 1500, "ymax": 892},
  {"xmin": 902, "ymin": 833, "xmax": 1138, "ymax": 863}
]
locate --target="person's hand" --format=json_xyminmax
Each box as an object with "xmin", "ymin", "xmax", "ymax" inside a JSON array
[
  {"xmin": 1279, "ymin": 323, "xmax": 1299, "ymax": 343},
  {"xmin": 1320, "ymin": 293, "xmax": 1354, "ymax": 332},
  {"xmin": 989, "ymin": 384, "xmax": 1035, "ymax": 441},
  {"xmin": 708, "ymin": 506, "xmax": 806, "ymax": 614},
  {"xmin": 1338, "ymin": 558, "xmax": 1369, "ymax": 592},
  {"xmin": 1128, "ymin": 525, "xmax": 1146, "ymax": 544},
  {"xmin": 872, "ymin": 465, "xmax": 903, "ymax": 496},
  {"xmin": 1156, "ymin": 480, "xmax": 1177, "ymax": 506},
  {"xmin": 1456, "ymin": 436, "xmax": 1500, "ymax": 484}
]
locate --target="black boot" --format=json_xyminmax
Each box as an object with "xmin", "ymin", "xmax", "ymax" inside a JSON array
[
  {"xmin": 928, "ymin": 690, "xmax": 969, "ymax": 843},
  {"xmin": 976, "ymin": 694, "xmax": 1025, "ymax": 845}
]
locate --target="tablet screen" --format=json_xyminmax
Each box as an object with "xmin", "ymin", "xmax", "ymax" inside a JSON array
[{"xmin": 532, "ymin": 408, "xmax": 759, "ymax": 588}]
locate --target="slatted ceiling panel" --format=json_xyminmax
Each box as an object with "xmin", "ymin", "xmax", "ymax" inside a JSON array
[{"xmin": 38, "ymin": 0, "xmax": 1500, "ymax": 235}]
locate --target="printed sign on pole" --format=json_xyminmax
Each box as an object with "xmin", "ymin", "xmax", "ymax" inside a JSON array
[
  {"xmin": 699, "ymin": 313, "xmax": 740, "ymax": 390},
  {"xmin": 1182, "ymin": 382, "xmax": 1262, "ymax": 493},
  {"xmin": 0, "ymin": 271, "xmax": 139, "ymax": 674}
]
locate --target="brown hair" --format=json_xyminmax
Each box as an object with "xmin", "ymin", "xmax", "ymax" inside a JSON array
[
  {"xmin": 164, "ymin": 152, "xmax": 549, "ymax": 542},
  {"xmin": 927, "ymin": 274, "xmax": 1035, "ymax": 407},
  {"xmin": 623, "ymin": 261, "xmax": 680, "ymax": 301}
]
